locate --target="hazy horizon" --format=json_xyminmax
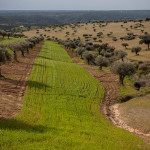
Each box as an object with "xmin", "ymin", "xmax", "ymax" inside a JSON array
[
  {"xmin": 0, "ymin": 10, "xmax": 150, "ymax": 11},
  {"xmin": 0, "ymin": 0, "xmax": 150, "ymax": 10}
]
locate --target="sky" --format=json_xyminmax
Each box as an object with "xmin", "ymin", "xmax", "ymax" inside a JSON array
[{"xmin": 0, "ymin": 0, "xmax": 150, "ymax": 10}]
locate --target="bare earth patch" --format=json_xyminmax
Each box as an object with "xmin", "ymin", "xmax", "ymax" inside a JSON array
[
  {"xmin": 0, "ymin": 42, "xmax": 43, "ymax": 119},
  {"xmin": 110, "ymin": 95, "xmax": 150, "ymax": 144}
]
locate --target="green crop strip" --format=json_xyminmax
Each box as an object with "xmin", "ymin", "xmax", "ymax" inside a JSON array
[
  {"xmin": 0, "ymin": 37, "xmax": 24, "ymax": 44},
  {"xmin": 0, "ymin": 41, "xmax": 149, "ymax": 150}
]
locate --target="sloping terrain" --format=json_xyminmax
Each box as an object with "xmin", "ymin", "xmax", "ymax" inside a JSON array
[
  {"xmin": 66, "ymin": 46, "xmax": 150, "ymax": 145},
  {"xmin": 0, "ymin": 41, "xmax": 149, "ymax": 150},
  {"xmin": 24, "ymin": 21, "xmax": 150, "ymax": 61}
]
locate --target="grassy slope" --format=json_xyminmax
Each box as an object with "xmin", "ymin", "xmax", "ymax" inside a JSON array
[{"xmin": 0, "ymin": 41, "xmax": 149, "ymax": 150}]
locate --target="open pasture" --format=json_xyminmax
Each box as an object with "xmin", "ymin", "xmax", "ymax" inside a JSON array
[{"xmin": 24, "ymin": 21, "xmax": 150, "ymax": 61}]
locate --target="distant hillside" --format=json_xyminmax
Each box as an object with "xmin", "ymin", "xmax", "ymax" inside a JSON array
[
  {"xmin": 0, "ymin": 10, "xmax": 150, "ymax": 29},
  {"xmin": 46, "ymin": 10, "xmax": 150, "ymax": 23}
]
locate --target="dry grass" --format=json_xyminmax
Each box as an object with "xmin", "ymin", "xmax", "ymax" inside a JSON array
[
  {"xmin": 119, "ymin": 94, "xmax": 150, "ymax": 134},
  {"xmin": 24, "ymin": 21, "xmax": 150, "ymax": 61}
]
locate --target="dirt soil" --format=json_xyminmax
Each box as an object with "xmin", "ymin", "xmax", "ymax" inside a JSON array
[
  {"xmin": 66, "ymin": 48, "xmax": 150, "ymax": 145},
  {"xmin": 0, "ymin": 41, "xmax": 43, "ymax": 120}
]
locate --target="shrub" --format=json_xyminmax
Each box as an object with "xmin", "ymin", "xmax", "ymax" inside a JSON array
[
  {"xmin": 101, "ymin": 43, "xmax": 108, "ymax": 50},
  {"xmin": 93, "ymin": 37, "xmax": 97, "ymax": 41},
  {"xmin": 112, "ymin": 37, "xmax": 117, "ymax": 41},
  {"xmin": 134, "ymin": 81, "xmax": 145, "ymax": 91},
  {"xmin": 86, "ymin": 46, "xmax": 93, "ymax": 51},
  {"xmin": 120, "ymin": 37, "xmax": 124, "ymax": 41},
  {"xmin": 93, "ymin": 44, "xmax": 100, "ymax": 49},
  {"xmin": 106, "ymin": 46, "xmax": 115, "ymax": 53},
  {"xmin": 104, "ymin": 52, "xmax": 113, "ymax": 58},
  {"xmin": 138, "ymin": 63, "xmax": 148, "ymax": 71}
]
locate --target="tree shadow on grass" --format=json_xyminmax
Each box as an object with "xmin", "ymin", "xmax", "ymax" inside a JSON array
[
  {"xmin": 33, "ymin": 63, "xmax": 46, "ymax": 67},
  {"xmin": 18, "ymin": 61, "xmax": 47, "ymax": 68},
  {"xmin": 0, "ymin": 118, "xmax": 48, "ymax": 133},
  {"xmin": 2, "ymin": 78, "xmax": 52, "ymax": 90},
  {"xmin": 27, "ymin": 80, "xmax": 52, "ymax": 89},
  {"xmin": 38, "ymin": 55, "xmax": 52, "ymax": 60},
  {"xmin": 19, "ymin": 61, "xmax": 45, "ymax": 67}
]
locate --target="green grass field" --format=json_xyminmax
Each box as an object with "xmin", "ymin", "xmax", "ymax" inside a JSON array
[
  {"xmin": 0, "ymin": 41, "xmax": 149, "ymax": 150},
  {"xmin": 0, "ymin": 36, "xmax": 24, "ymax": 44}
]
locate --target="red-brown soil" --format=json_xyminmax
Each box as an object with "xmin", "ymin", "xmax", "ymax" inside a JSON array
[{"xmin": 0, "ymin": 41, "xmax": 43, "ymax": 119}]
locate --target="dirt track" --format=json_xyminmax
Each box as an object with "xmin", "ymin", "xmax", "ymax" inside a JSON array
[{"xmin": 0, "ymin": 42, "xmax": 43, "ymax": 119}]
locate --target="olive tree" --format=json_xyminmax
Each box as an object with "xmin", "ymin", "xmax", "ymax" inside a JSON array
[
  {"xmin": 139, "ymin": 33, "xmax": 150, "ymax": 50},
  {"xmin": 95, "ymin": 55, "xmax": 109, "ymax": 70},
  {"xmin": 8, "ymin": 41, "xmax": 21, "ymax": 61},
  {"xmin": 0, "ymin": 48, "xmax": 11, "ymax": 77},
  {"xmin": 111, "ymin": 60, "xmax": 136, "ymax": 84},
  {"xmin": 122, "ymin": 43, "xmax": 129, "ymax": 49},
  {"xmin": 6, "ymin": 32, "xmax": 11, "ymax": 39},
  {"xmin": 77, "ymin": 47, "xmax": 85, "ymax": 59},
  {"xmin": 20, "ymin": 41, "xmax": 33, "ymax": 54},
  {"xmin": 83, "ymin": 51, "xmax": 94, "ymax": 65},
  {"xmin": 115, "ymin": 50, "xmax": 127, "ymax": 61},
  {"xmin": 26, "ymin": 36, "xmax": 42, "ymax": 46},
  {"xmin": 97, "ymin": 46, "xmax": 103, "ymax": 55},
  {"xmin": 0, "ymin": 30, "xmax": 7, "ymax": 39},
  {"xmin": 131, "ymin": 46, "xmax": 141, "ymax": 55}
]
